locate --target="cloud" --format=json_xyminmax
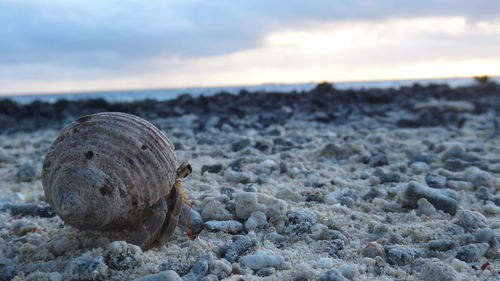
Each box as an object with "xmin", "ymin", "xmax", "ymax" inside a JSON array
[{"xmin": 1, "ymin": 0, "xmax": 500, "ymax": 67}]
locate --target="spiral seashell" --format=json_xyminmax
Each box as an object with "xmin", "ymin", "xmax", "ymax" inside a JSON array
[{"xmin": 42, "ymin": 112, "xmax": 189, "ymax": 247}]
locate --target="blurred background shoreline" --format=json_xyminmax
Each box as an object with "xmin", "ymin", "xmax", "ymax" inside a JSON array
[{"xmin": 2, "ymin": 75, "xmax": 499, "ymax": 105}]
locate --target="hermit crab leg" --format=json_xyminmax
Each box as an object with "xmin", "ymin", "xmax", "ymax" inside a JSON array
[{"xmin": 127, "ymin": 196, "xmax": 167, "ymax": 248}]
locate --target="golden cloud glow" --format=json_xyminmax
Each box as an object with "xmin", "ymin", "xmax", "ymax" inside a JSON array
[{"xmin": 1, "ymin": 16, "xmax": 499, "ymax": 95}]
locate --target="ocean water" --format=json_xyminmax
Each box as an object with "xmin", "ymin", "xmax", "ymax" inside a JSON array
[{"xmin": 2, "ymin": 76, "xmax": 499, "ymax": 104}]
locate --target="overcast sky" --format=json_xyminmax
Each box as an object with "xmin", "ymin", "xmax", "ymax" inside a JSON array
[{"xmin": 1, "ymin": 0, "xmax": 499, "ymax": 95}]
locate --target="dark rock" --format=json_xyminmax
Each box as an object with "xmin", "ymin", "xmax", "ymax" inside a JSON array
[
  {"xmin": 455, "ymin": 243, "xmax": 489, "ymax": 262},
  {"xmin": 362, "ymin": 187, "xmax": 384, "ymax": 202},
  {"xmin": 16, "ymin": 162, "xmax": 37, "ymax": 182},
  {"xmin": 228, "ymin": 158, "xmax": 246, "ymax": 172},
  {"xmin": 427, "ymin": 240, "xmax": 457, "ymax": 251},
  {"xmin": 475, "ymin": 187, "xmax": 500, "ymax": 206},
  {"xmin": 321, "ymin": 239, "xmax": 345, "ymax": 256},
  {"xmin": 288, "ymin": 209, "xmax": 317, "ymax": 224},
  {"xmin": 219, "ymin": 235, "xmax": 256, "ymax": 263},
  {"xmin": 408, "ymin": 154, "xmax": 438, "ymax": 165},
  {"xmin": 256, "ymin": 267, "xmax": 275, "ymax": 277},
  {"xmin": 182, "ymin": 254, "xmax": 212, "ymax": 281},
  {"xmin": 231, "ymin": 139, "xmax": 251, "ymax": 152},
  {"xmin": 219, "ymin": 187, "xmax": 235, "ymax": 198},
  {"xmin": 201, "ymin": 164, "xmax": 223, "ymax": 175},
  {"xmin": 455, "ymin": 210, "xmax": 487, "ymax": 231},
  {"xmin": 339, "ymin": 197, "xmax": 355, "ymax": 208},
  {"xmin": 425, "ymin": 174, "xmax": 447, "ymax": 189},
  {"xmin": 399, "ymin": 181, "xmax": 458, "ymax": 215},
  {"xmin": 369, "ymin": 153, "xmax": 388, "ymax": 167},
  {"xmin": 384, "ymin": 245, "xmax": 420, "ymax": 266},
  {"xmin": 316, "ymin": 269, "xmax": 348, "ymax": 281},
  {"xmin": 373, "ymin": 169, "xmax": 401, "ymax": 183},
  {"xmin": 10, "ymin": 203, "xmax": 56, "ymax": 218}
]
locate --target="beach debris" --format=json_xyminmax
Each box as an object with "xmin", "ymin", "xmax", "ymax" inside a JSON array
[
  {"xmin": 240, "ymin": 249, "xmax": 284, "ymax": 270},
  {"xmin": 203, "ymin": 220, "xmax": 243, "ymax": 233},
  {"xmin": 41, "ymin": 112, "xmax": 191, "ymax": 249},
  {"xmin": 219, "ymin": 235, "xmax": 256, "ymax": 262}
]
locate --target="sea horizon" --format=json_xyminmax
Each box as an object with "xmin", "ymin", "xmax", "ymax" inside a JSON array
[{"xmin": 1, "ymin": 75, "xmax": 499, "ymax": 105}]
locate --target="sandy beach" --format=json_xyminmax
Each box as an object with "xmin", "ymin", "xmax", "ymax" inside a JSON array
[{"xmin": 0, "ymin": 82, "xmax": 499, "ymax": 281}]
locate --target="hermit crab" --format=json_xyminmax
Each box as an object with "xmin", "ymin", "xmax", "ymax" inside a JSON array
[{"xmin": 41, "ymin": 112, "xmax": 191, "ymax": 249}]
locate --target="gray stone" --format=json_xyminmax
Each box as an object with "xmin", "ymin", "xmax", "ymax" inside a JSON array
[
  {"xmin": 182, "ymin": 254, "xmax": 212, "ymax": 281},
  {"xmin": 455, "ymin": 243, "xmax": 489, "ymax": 262},
  {"xmin": 10, "ymin": 203, "xmax": 55, "ymax": 218},
  {"xmin": 204, "ymin": 220, "xmax": 243, "ymax": 233},
  {"xmin": 201, "ymin": 164, "xmax": 223, "ymax": 175},
  {"xmin": 316, "ymin": 269, "xmax": 348, "ymax": 281},
  {"xmin": 425, "ymin": 174, "xmax": 447, "ymax": 189},
  {"xmin": 240, "ymin": 250, "xmax": 284, "ymax": 270},
  {"xmin": 455, "ymin": 210, "xmax": 487, "ymax": 231},
  {"xmin": 373, "ymin": 168, "xmax": 401, "ymax": 183},
  {"xmin": 287, "ymin": 209, "xmax": 317, "ymax": 224},
  {"xmin": 132, "ymin": 271, "xmax": 182, "ymax": 281},
  {"xmin": 369, "ymin": 153, "xmax": 388, "ymax": 167},
  {"xmin": 473, "ymin": 228, "xmax": 497, "ymax": 247},
  {"xmin": 16, "ymin": 162, "xmax": 37, "ymax": 182},
  {"xmin": 399, "ymin": 181, "xmax": 458, "ymax": 215},
  {"xmin": 231, "ymin": 139, "xmax": 251, "ymax": 152},
  {"xmin": 427, "ymin": 240, "xmax": 457, "ymax": 251},
  {"xmin": 67, "ymin": 253, "xmax": 108, "ymax": 281},
  {"xmin": 244, "ymin": 211, "xmax": 268, "ymax": 232},
  {"xmin": 420, "ymin": 259, "xmax": 457, "ymax": 281},
  {"xmin": 219, "ymin": 235, "xmax": 256, "ymax": 263},
  {"xmin": 384, "ymin": 245, "xmax": 420, "ymax": 266}
]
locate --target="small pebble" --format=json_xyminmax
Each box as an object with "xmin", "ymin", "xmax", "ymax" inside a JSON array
[
  {"xmin": 201, "ymin": 164, "xmax": 223, "ymax": 175},
  {"xmin": 287, "ymin": 209, "xmax": 317, "ymax": 224},
  {"xmin": 201, "ymin": 199, "xmax": 233, "ymax": 221},
  {"xmin": 182, "ymin": 254, "xmax": 212, "ymax": 281},
  {"xmin": 209, "ymin": 258, "xmax": 231, "ymax": 279},
  {"xmin": 425, "ymin": 174, "xmax": 447, "ymax": 189},
  {"xmin": 446, "ymin": 180, "xmax": 473, "ymax": 190},
  {"xmin": 455, "ymin": 243, "xmax": 489, "ymax": 262},
  {"xmin": 10, "ymin": 219, "xmax": 39, "ymax": 236},
  {"xmin": 132, "ymin": 270, "xmax": 182, "ymax": 281},
  {"xmin": 417, "ymin": 198, "xmax": 437, "ymax": 216},
  {"xmin": 410, "ymin": 161, "xmax": 430, "ymax": 174},
  {"xmin": 16, "ymin": 162, "xmax": 37, "ymax": 182},
  {"xmin": 317, "ymin": 269, "xmax": 349, "ymax": 281},
  {"xmin": 240, "ymin": 249, "xmax": 284, "ymax": 270},
  {"xmin": 483, "ymin": 203, "xmax": 500, "ymax": 214},
  {"xmin": 384, "ymin": 245, "xmax": 420, "ymax": 266},
  {"xmin": 67, "ymin": 253, "xmax": 108, "ymax": 281},
  {"xmin": 10, "ymin": 203, "xmax": 56, "ymax": 218},
  {"xmin": 373, "ymin": 168, "xmax": 401, "ymax": 183},
  {"xmin": 427, "ymin": 239, "xmax": 457, "ymax": 251},
  {"xmin": 219, "ymin": 235, "xmax": 256, "ymax": 263},
  {"xmin": 362, "ymin": 242, "xmax": 385, "ymax": 258},
  {"xmin": 369, "ymin": 153, "xmax": 388, "ymax": 167},
  {"xmin": 255, "ymin": 267, "xmax": 275, "ymax": 277},
  {"xmin": 244, "ymin": 211, "xmax": 268, "ymax": 232},
  {"xmin": 204, "ymin": 220, "xmax": 243, "ymax": 233},
  {"xmin": 233, "ymin": 192, "xmax": 287, "ymax": 220},
  {"xmin": 420, "ymin": 259, "xmax": 458, "ymax": 281},
  {"xmin": 314, "ymin": 257, "xmax": 333, "ymax": 269},
  {"xmin": 399, "ymin": 181, "xmax": 458, "ymax": 215},
  {"xmin": 455, "ymin": 209, "xmax": 487, "ymax": 231},
  {"xmin": 231, "ymin": 139, "xmax": 251, "ymax": 152},
  {"xmin": 338, "ymin": 264, "xmax": 358, "ymax": 280}
]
